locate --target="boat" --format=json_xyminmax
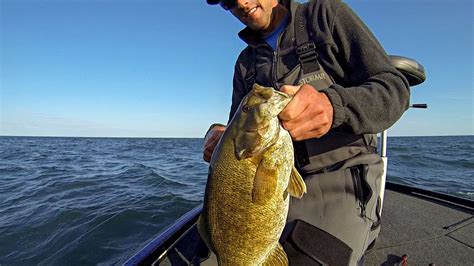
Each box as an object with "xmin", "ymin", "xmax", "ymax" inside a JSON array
[
  {"xmin": 124, "ymin": 56, "xmax": 474, "ymax": 265},
  {"xmin": 125, "ymin": 183, "xmax": 473, "ymax": 265}
]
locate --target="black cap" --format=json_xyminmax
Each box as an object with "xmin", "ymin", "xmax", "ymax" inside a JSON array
[{"xmin": 206, "ymin": 0, "xmax": 220, "ymax": 4}]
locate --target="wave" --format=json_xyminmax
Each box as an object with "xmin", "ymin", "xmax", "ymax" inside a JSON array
[{"xmin": 1, "ymin": 136, "xmax": 472, "ymax": 264}]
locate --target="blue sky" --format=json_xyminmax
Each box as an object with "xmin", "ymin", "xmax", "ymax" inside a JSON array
[{"xmin": 1, "ymin": 0, "xmax": 472, "ymax": 137}]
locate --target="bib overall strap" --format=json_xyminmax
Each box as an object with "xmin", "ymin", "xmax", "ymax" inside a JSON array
[
  {"xmin": 291, "ymin": 3, "xmax": 375, "ymax": 170},
  {"xmin": 294, "ymin": 3, "xmax": 319, "ymax": 74}
]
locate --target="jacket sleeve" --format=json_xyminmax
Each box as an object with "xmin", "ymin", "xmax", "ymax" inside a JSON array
[
  {"xmin": 228, "ymin": 59, "xmax": 248, "ymax": 123},
  {"xmin": 315, "ymin": 0, "xmax": 411, "ymax": 134}
]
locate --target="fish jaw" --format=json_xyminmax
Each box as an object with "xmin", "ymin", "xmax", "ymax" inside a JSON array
[
  {"xmin": 233, "ymin": 84, "xmax": 291, "ymax": 160},
  {"xmin": 234, "ymin": 121, "xmax": 279, "ymax": 160}
]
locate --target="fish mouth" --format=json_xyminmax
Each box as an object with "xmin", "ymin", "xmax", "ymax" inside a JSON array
[
  {"xmin": 235, "ymin": 129, "xmax": 269, "ymax": 160},
  {"xmin": 245, "ymin": 125, "xmax": 269, "ymax": 133},
  {"xmin": 235, "ymin": 149, "xmax": 251, "ymax": 160},
  {"xmin": 235, "ymin": 145, "xmax": 263, "ymax": 160}
]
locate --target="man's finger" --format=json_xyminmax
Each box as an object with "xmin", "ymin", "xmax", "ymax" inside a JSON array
[
  {"xmin": 202, "ymin": 126, "xmax": 225, "ymax": 163},
  {"xmin": 292, "ymin": 127, "xmax": 329, "ymax": 141},
  {"xmin": 203, "ymin": 149, "xmax": 212, "ymax": 162},
  {"xmin": 203, "ymin": 142, "xmax": 217, "ymax": 161},
  {"xmin": 280, "ymin": 85, "xmax": 301, "ymax": 96},
  {"xmin": 282, "ymin": 103, "xmax": 325, "ymax": 130},
  {"xmin": 287, "ymin": 112, "xmax": 330, "ymax": 139},
  {"xmin": 279, "ymin": 92, "xmax": 309, "ymax": 121},
  {"xmin": 206, "ymin": 133, "xmax": 219, "ymax": 143},
  {"xmin": 287, "ymin": 117, "xmax": 314, "ymax": 139},
  {"xmin": 204, "ymin": 127, "xmax": 225, "ymax": 145}
]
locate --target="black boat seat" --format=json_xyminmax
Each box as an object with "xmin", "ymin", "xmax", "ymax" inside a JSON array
[{"xmin": 389, "ymin": 55, "xmax": 426, "ymax": 86}]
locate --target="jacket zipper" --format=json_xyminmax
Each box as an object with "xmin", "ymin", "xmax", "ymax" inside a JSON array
[
  {"xmin": 272, "ymin": 51, "xmax": 278, "ymax": 89},
  {"xmin": 271, "ymin": 28, "xmax": 286, "ymax": 90}
]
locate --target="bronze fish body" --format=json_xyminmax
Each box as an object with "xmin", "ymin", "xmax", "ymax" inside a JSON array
[{"xmin": 198, "ymin": 84, "xmax": 307, "ymax": 265}]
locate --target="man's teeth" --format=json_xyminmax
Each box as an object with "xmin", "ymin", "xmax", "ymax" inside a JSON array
[{"xmin": 248, "ymin": 7, "xmax": 257, "ymax": 15}]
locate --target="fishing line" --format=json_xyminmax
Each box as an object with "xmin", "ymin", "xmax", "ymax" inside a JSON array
[
  {"xmin": 38, "ymin": 175, "xmax": 178, "ymax": 264},
  {"xmin": 38, "ymin": 211, "xmax": 123, "ymax": 265}
]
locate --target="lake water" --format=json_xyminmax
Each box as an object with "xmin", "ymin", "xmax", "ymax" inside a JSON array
[{"xmin": 0, "ymin": 136, "xmax": 472, "ymax": 265}]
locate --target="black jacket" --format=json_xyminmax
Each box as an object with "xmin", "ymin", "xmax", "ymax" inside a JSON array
[{"xmin": 229, "ymin": 0, "xmax": 410, "ymax": 135}]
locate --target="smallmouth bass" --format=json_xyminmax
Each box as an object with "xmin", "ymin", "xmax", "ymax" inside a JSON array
[{"xmin": 198, "ymin": 84, "xmax": 307, "ymax": 265}]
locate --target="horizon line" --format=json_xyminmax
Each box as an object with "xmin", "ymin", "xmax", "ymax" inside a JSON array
[{"xmin": 1, "ymin": 134, "xmax": 473, "ymax": 139}]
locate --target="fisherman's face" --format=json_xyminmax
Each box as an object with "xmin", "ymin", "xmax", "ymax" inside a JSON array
[{"xmin": 222, "ymin": 0, "xmax": 279, "ymax": 31}]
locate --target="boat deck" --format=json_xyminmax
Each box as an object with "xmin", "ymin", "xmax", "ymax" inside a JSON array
[
  {"xmin": 128, "ymin": 183, "xmax": 473, "ymax": 265},
  {"xmin": 365, "ymin": 189, "xmax": 473, "ymax": 265}
]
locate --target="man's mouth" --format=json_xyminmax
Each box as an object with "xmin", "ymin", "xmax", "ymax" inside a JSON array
[{"xmin": 245, "ymin": 7, "xmax": 258, "ymax": 17}]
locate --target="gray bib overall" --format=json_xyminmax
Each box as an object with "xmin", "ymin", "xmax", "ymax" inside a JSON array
[{"xmin": 244, "ymin": 3, "xmax": 385, "ymax": 265}]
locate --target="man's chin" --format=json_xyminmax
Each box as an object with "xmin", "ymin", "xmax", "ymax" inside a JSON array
[{"xmin": 247, "ymin": 21, "xmax": 267, "ymax": 31}]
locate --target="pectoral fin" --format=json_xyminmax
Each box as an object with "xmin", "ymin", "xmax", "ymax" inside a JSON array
[
  {"xmin": 287, "ymin": 166, "xmax": 306, "ymax": 198},
  {"xmin": 252, "ymin": 162, "xmax": 277, "ymax": 205}
]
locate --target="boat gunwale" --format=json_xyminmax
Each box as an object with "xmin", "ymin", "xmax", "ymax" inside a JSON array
[{"xmin": 124, "ymin": 205, "xmax": 203, "ymax": 266}]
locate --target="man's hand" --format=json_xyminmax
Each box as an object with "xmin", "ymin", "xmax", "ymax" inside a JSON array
[
  {"xmin": 279, "ymin": 84, "xmax": 333, "ymax": 141},
  {"xmin": 203, "ymin": 125, "xmax": 226, "ymax": 162}
]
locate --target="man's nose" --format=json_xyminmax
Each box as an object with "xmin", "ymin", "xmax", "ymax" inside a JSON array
[{"xmin": 235, "ymin": 0, "xmax": 250, "ymax": 8}]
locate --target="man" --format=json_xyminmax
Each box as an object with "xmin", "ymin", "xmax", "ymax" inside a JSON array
[{"xmin": 203, "ymin": 0, "xmax": 410, "ymax": 265}]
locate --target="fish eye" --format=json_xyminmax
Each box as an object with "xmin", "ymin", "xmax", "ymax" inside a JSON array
[{"xmin": 242, "ymin": 105, "xmax": 250, "ymax": 112}]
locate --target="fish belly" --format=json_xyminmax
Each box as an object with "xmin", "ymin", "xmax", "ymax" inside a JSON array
[{"xmin": 205, "ymin": 142, "xmax": 289, "ymax": 264}]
